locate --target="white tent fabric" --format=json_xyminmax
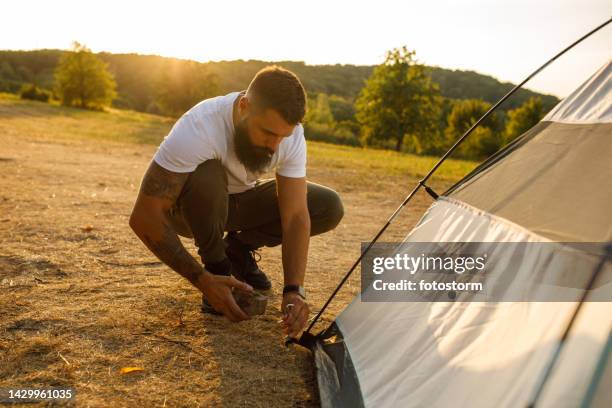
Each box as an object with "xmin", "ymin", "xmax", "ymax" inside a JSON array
[
  {"xmin": 334, "ymin": 198, "xmax": 611, "ymax": 407},
  {"xmin": 543, "ymin": 60, "xmax": 611, "ymax": 124},
  {"xmin": 314, "ymin": 61, "xmax": 612, "ymax": 408}
]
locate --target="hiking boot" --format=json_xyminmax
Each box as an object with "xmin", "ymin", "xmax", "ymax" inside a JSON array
[
  {"xmin": 201, "ymin": 258, "xmax": 232, "ymax": 315},
  {"xmin": 224, "ymin": 232, "xmax": 272, "ymax": 290}
]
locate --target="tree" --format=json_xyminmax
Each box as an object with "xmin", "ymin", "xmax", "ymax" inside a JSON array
[
  {"xmin": 54, "ymin": 42, "xmax": 116, "ymax": 109},
  {"xmin": 444, "ymin": 99, "xmax": 502, "ymax": 159},
  {"xmin": 19, "ymin": 83, "xmax": 50, "ymax": 102},
  {"xmin": 504, "ymin": 97, "xmax": 543, "ymax": 144},
  {"xmin": 0, "ymin": 61, "xmax": 17, "ymax": 80},
  {"xmin": 303, "ymin": 92, "xmax": 361, "ymax": 146},
  {"xmin": 305, "ymin": 93, "xmax": 334, "ymax": 126},
  {"xmin": 155, "ymin": 60, "xmax": 218, "ymax": 117},
  {"xmin": 355, "ymin": 46, "xmax": 441, "ymax": 152},
  {"xmin": 328, "ymin": 94, "xmax": 356, "ymax": 123}
]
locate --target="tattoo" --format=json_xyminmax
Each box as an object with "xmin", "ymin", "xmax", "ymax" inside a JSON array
[
  {"xmin": 136, "ymin": 161, "xmax": 200, "ymax": 285},
  {"xmin": 143, "ymin": 222, "xmax": 202, "ymax": 285},
  {"xmin": 140, "ymin": 161, "xmax": 189, "ymax": 201}
]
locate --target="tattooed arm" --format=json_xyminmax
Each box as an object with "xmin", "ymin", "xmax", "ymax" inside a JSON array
[
  {"xmin": 129, "ymin": 161, "xmax": 252, "ymax": 321},
  {"xmin": 129, "ymin": 161, "xmax": 203, "ymax": 285}
]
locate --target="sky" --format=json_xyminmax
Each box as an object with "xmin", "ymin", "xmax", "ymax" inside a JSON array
[{"xmin": 1, "ymin": 0, "xmax": 610, "ymax": 98}]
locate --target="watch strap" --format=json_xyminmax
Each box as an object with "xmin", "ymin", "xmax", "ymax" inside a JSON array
[{"xmin": 283, "ymin": 284, "xmax": 305, "ymax": 299}]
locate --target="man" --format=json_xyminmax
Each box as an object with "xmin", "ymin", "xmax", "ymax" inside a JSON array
[{"xmin": 129, "ymin": 66, "xmax": 344, "ymax": 338}]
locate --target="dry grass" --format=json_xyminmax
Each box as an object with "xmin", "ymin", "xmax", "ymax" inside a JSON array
[{"xmin": 0, "ymin": 95, "xmax": 475, "ymax": 407}]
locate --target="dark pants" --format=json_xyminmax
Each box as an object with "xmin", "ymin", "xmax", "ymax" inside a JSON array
[{"xmin": 170, "ymin": 160, "xmax": 344, "ymax": 264}]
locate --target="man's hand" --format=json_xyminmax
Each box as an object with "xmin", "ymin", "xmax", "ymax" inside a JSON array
[
  {"xmin": 196, "ymin": 271, "xmax": 254, "ymax": 322},
  {"xmin": 281, "ymin": 292, "xmax": 310, "ymax": 338}
]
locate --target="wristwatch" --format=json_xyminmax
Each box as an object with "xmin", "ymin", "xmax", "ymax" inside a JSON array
[{"xmin": 283, "ymin": 284, "xmax": 306, "ymax": 299}]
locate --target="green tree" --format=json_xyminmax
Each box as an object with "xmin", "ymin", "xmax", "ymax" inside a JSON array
[
  {"xmin": 504, "ymin": 97, "xmax": 543, "ymax": 144},
  {"xmin": 355, "ymin": 46, "xmax": 441, "ymax": 152},
  {"xmin": 303, "ymin": 92, "xmax": 360, "ymax": 146},
  {"xmin": 0, "ymin": 61, "xmax": 17, "ymax": 80},
  {"xmin": 19, "ymin": 83, "xmax": 50, "ymax": 102},
  {"xmin": 444, "ymin": 99, "xmax": 502, "ymax": 159},
  {"xmin": 54, "ymin": 42, "xmax": 116, "ymax": 109},
  {"xmin": 305, "ymin": 93, "xmax": 334, "ymax": 125},
  {"xmin": 155, "ymin": 61, "xmax": 218, "ymax": 117},
  {"xmin": 328, "ymin": 94, "xmax": 356, "ymax": 123}
]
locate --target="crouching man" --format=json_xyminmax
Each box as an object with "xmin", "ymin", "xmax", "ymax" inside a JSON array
[{"xmin": 129, "ymin": 66, "xmax": 344, "ymax": 337}]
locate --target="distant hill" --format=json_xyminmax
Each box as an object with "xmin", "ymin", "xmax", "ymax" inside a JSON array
[{"xmin": 0, "ymin": 49, "xmax": 559, "ymax": 114}]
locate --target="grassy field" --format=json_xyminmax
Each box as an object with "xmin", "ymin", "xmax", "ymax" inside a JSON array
[
  {"xmin": 0, "ymin": 94, "xmax": 477, "ymax": 407},
  {"xmin": 0, "ymin": 93, "xmax": 475, "ymax": 182}
]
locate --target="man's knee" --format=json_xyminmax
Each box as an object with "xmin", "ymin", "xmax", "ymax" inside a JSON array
[
  {"xmin": 309, "ymin": 184, "xmax": 344, "ymax": 234},
  {"xmin": 180, "ymin": 159, "xmax": 227, "ymax": 205},
  {"xmin": 324, "ymin": 189, "xmax": 344, "ymax": 229},
  {"xmin": 176, "ymin": 159, "xmax": 229, "ymax": 234}
]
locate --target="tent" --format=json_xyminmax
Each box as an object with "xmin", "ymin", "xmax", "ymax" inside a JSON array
[{"xmin": 311, "ymin": 61, "xmax": 612, "ymax": 407}]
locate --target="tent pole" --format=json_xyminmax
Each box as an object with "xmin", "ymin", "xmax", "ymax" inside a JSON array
[{"xmin": 293, "ymin": 16, "xmax": 612, "ymax": 348}]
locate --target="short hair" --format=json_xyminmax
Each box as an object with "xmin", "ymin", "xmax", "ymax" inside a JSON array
[{"xmin": 246, "ymin": 66, "xmax": 307, "ymax": 124}]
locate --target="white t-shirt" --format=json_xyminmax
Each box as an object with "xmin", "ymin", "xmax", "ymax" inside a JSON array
[{"xmin": 153, "ymin": 92, "xmax": 307, "ymax": 194}]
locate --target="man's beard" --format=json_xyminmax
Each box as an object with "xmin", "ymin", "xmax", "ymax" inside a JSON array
[{"xmin": 234, "ymin": 118, "xmax": 274, "ymax": 173}]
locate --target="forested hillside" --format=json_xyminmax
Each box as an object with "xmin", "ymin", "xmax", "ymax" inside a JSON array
[{"xmin": 0, "ymin": 49, "xmax": 558, "ymax": 114}]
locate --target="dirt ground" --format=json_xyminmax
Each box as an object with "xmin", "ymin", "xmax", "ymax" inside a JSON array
[{"xmin": 0, "ymin": 115, "xmax": 446, "ymax": 406}]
